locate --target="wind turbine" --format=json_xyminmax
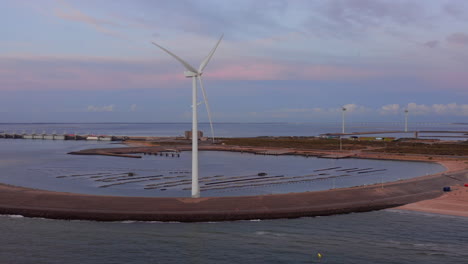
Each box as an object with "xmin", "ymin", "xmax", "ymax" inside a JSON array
[
  {"xmin": 152, "ymin": 35, "xmax": 223, "ymax": 198},
  {"xmin": 404, "ymin": 109, "xmax": 409, "ymax": 132},
  {"xmin": 341, "ymin": 106, "xmax": 347, "ymax": 134}
]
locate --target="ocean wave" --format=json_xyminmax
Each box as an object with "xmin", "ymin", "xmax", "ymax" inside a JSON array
[{"xmin": 7, "ymin": 214, "xmax": 24, "ymax": 218}]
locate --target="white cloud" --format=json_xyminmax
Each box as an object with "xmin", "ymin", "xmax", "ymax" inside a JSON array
[
  {"xmin": 259, "ymin": 103, "xmax": 468, "ymax": 120},
  {"xmin": 53, "ymin": 0, "xmax": 124, "ymax": 39},
  {"xmin": 403, "ymin": 103, "xmax": 468, "ymax": 116},
  {"xmin": 407, "ymin": 102, "xmax": 431, "ymax": 115},
  {"xmin": 338, "ymin": 104, "xmax": 371, "ymax": 114},
  {"xmin": 280, "ymin": 108, "xmax": 323, "ymax": 113},
  {"xmin": 87, "ymin": 105, "xmax": 115, "ymax": 112},
  {"xmin": 380, "ymin": 104, "xmax": 401, "ymax": 115}
]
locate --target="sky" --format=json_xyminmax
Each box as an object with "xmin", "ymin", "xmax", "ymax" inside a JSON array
[{"xmin": 0, "ymin": 0, "xmax": 467, "ymax": 123}]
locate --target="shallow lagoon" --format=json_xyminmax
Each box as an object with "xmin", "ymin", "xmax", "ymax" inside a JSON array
[{"xmin": 0, "ymin": 139, "xmax": 444, "ymax": 197}]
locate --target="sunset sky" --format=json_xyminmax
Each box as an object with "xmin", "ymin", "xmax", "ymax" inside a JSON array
[{"xmin": 1, "ymin": 0, "xmax": 467, "ymax": 122}]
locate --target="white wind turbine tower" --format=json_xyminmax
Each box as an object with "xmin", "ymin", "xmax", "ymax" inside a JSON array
[
  {"xmin": 341, "ymin": 106, "xmax": 347, "ymax": 134},
  {"xmin": 152, "ymin": 35, "xmax": 223, "ymax": 198},
  {"xmin": 404, "ymin": 109, "xmax": 409, "ymax": 132}
]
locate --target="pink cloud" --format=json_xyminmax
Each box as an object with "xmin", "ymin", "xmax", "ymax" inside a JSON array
[
  {"xmin": 2, "ymin": 55, "xmax": 382, "ymax": 90},
  {"xmin": 1, "ymin": 54, "xmax": 466, "ymax": 92},
  {"xmin": 207, "ymin": 62, "xmax": 285, "ymax": 80},
  {"xmin": 53, "ymin": 0, "xmax": 124, "ymax": 39},
  {"xmin": 0, "ymin": 56, "xmax": 185, "ymax": 91},
  {"xmin": 421, "ymin": 70, "xmax": 468, "ymax": 91},
  {"xmin": 299, "ymin": 65, "xmax": 382, "ymax": 80},
  {"xmin": 446, "ymin": 32, "xmax": 468, "ymax": 46},
  {"xmin": 207, "ymin": 59, "xmax": 382, "ymax": 81}
]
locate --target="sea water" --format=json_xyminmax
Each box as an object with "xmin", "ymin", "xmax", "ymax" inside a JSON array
[{"xmin": 1, "ymin": 210, "xmax": 467, "ymax": 264}]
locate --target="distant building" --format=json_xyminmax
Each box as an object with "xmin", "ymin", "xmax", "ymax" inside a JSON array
[
  {"xmin": 358, "ymin": 137, "xmax": 395, "ymax": 142},
  {"xmin": 185, "ymin": 130, "xmax": 203, "ymax": 140}
]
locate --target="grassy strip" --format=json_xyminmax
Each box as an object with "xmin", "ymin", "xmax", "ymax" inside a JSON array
[{"xmin": 221, "ymin": 137, "xmax": 468, "ymax": 156}]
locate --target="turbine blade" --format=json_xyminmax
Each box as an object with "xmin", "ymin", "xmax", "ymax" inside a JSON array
[
  {"xmin": 198, "ymin": 34, "xmax": 223, "ymax": 73},
  {"xmin": 198, "ymin": 76, "xmax": 215, "ymax": 142},
  {"xmin": 151, "ymin": 41, "xmax": 198, "ymax": 73}
]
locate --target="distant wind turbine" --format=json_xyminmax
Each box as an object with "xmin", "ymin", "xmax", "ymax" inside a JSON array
[
  {"xmin": 341, "ymin": 106, "xmax": 347, "ymax": 134},
  {"xmin": 152, "ymin": 35, "xmax": 223, "ymax": 198},
  {"xmin": 404, "ymin": 109, "xmax": 409, "ymax": 132}
]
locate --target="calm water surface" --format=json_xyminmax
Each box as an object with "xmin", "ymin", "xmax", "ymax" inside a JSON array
[
  {"xmin": 2, "ymin": 210, "xmax": 468, "ymax": 264},
  {"xmin": 0, "ymin": 139, "xmax": 444, "ymax": 197}
]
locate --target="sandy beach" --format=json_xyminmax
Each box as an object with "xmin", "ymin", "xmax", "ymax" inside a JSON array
[
  {"xmin": 390, "ymin": 159, "xmax": 468, "ymax": 218},
  {"xmin": 396, "ymin": 185, "xmax": 468, "ymax": 217}
]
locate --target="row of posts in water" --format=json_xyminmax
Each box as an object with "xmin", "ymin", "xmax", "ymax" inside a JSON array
[
  {"xmin": 143, "ymin": 152, "xmax": 180, "ymax": 158},
  {"xmin": 0, "ymin": 132, "xmax": 125, "ymax": 141}
]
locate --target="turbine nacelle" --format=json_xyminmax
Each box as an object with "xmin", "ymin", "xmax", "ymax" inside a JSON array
[
  {"xmin": 184, "ymin": 71, "xmax": 199, "ymax": 78},
  {"xmin": 152, "ymin": 34, "xmax": 222, "ymax": 143}
]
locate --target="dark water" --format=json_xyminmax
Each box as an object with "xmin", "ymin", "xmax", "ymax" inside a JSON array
[
  {"xmin": 2, "ymin": 210, "xmax": 468, "ymax": 264},
  {"xmin": 0, "ymin": 123, "xmax": 466, "ymax": 263}
]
